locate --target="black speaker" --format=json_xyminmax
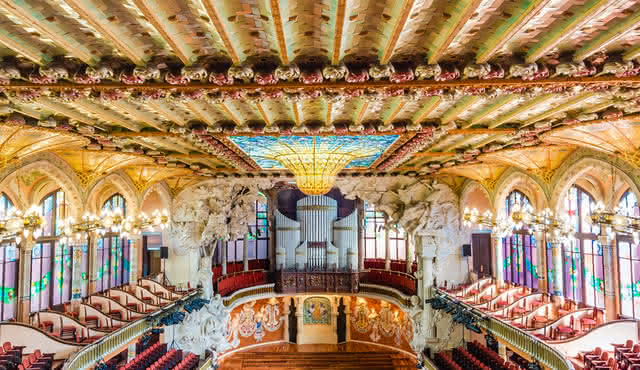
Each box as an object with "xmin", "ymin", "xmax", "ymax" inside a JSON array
[
  {"xmin": 160, "ymin": 246, "xmax": 169, "ymax": 259},
  {"xmin": 462, "ymin": 244, "xmax": 471, "ymax": 257}
]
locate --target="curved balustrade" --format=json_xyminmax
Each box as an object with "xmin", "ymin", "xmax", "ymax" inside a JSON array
[
  {"xmin": 63, "ymin": 290, "xmax": 200, "ymax": 370},
  {"xmin": 0, "ymin": 322, "xmax": 83, "ymax": 360},
  {"xmin": 130, "ymin": 284, "xmax": 173, "ymax": 306},
  {"xmin": 450, "ymin": 277, "xmax": 492, "ymax": 298},
  {"xmin": 107, "ymin": 288, "xmax": 162, "ymax": 313},
  {"xmin": 436, "ymin": 289, "xmax": 575, "ymax": 370},
  {"xmin": 138, "ymin": 278, "xmax": 183, "ymax": 300},
  {"xmin": 481, "ymin": 287, "xmax": 522, "ymax": 312},
  {"xmin": 88, "ymin": 294, "xmax": 145, "ymax": 321},
  {"xmin": 360, "ymin": 269, "xmax": 416, "ymax": 296},
  {"xmin": 525, "ymin": 308, "xmax": 593, "ymax": 341},
  {"xmin": 30, "ymin": 311, "xmax": 110, "ymax": 343},
  {"xmin": 493, "ymin": 293, "xmax": 549, "ymax": 323},
  {"xmin": 78, "ymin": 303, "xmax": 129, "ymax": 330},
  {"xmin": 363, "ymin": 259, "xmax": 418, "ymax": 273},
  {"xmin": 550, "ymin": 319, "xmax": 640, "ymax": 357},
  {"xmin": 216, "ymin": 269, "xmax": 267, "ymax": 296},
  {"xmin": 465, "ymin": 284, "xmax": 497, "ymax": 307}
]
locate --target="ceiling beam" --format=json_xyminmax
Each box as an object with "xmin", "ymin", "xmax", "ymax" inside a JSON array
[
  {"xmin": 428, "ymin": 0, "xmax": 483, "ymax": 64},
  {"xmin": 476, "ymin": 0, "xmax": 553, "ymax": 63},
  {"xmin": 183, "ymin": 101, "xmax": 215, "ymax": 125},
  {"xmin": 441, "ymin": 96, "xmax": 482, "ymax": 123},
  {"xmin": 573, "ymin": 11, "xmax": 640, "ymax": 62},
  {"xmin": 413, "ymin": 151, "xmax": 457, "ymax": 157},
  {"xmin": 146, "ymin": 101, "xmax": 189, "ymax": 126},
  {"xmin": 623, "ymin": 44, "xmax": 640, "ymax": 61},
  {"xmin": 380, "ymin": 0, "xmax": 417, "ymax": 64},
  {"xmin": 383, "ymin": 100, "xmax": 407, "ymax": 125},
  {"xmin": 268, "ymin": 0, "xmax": 289, "ymax": 64},
  {"xmin": 110, "ymin": 101, "xmax": 167, "ymax": 131},
  {"xmin": 326, "ymin": 102, "xmax": 333, "ymax": 126},
  {"xmin": 61, "ymin": 0, "xmax": 148, "ymax": 65},
  {"xmin": 76, "ymin": 100, "xmax": 142, "ymax": 132},
  {"xmin": 331, "ymin": 0, "xmax": 348, "ymax": 65},
  {"xmin": 291, "ymin": 102, "xmax": 301, "ymax": 125},
  {"xmin": 256, "ymin": 102, "xmax": 272, "ymax": 126},
  {"xmin": 462, "ymin": 95, "xmax": 519, "ymax": 128},
  {"xmin": 201, "ymin": 1, "xmax": 241, "ymax": 64},
  {"xmin": 524, "ymin": 0, "xmax": 624, "ymax": 63},
  {"xmin": 0, "ymin": 0, "xmax": 97, "ymax": 64},
  {"xmin": 440, "ymin": 134, "xmax": 489, "ymax": 152},
  {"xmin": 411, "ymin": 97, "xmax": 441, "ymax": 123},
  {"xmin": 35, "ymin": 98, "xmax": 102, "ymax": 127},
  {"xmin": 355, "ymin": 101, "xmax": 369, "ymax": 124},
  {"xmin": 521, "ymin": 92, "xmax": 597, "ymax": 127},
  {"xmin": 218, "ymin": 102, "xmax": 243, "ymax": 126},
  {"xmin": 130, "ymin": 0, "xmax": 194, "ymax": 64},
  {"xmin": 450, "ymin": 128, "xmax": 516, "ymax": 134},
  {"xmin": 0, "ymin": 27, "xmax": 49, "ymax": 64},
  {"xmin": 488, "ymin": 94, "xmax": 555, "ymax": 128}
]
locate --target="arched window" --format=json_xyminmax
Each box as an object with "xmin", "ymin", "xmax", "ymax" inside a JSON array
[
  {"xmin": 97, "ymin": 194, "xmax": 130, "ymax": 292},
  {"xmin": 215, "ymin": 194, "xmax": 270, "ymax": 271},
  {"xmin": 562, "ymin": 185, "xmax": 603, "ymax": 308},
  {"xmin": 0, "ymin": 193, "xmax": 13, "ymax": 217},
  {"xmin": 617, "ymin": 190, "xmax": 640, "ymax": 318},
  {"xmin": 31, "ymin": 189, "xmax": 74, "ymax": 312},
  {"xmin": 363, "ymin": 201, "xmax": 407, "ymax": 269},
  {"xmin": 503, "ymin": 190, "xmax": 538, "ymax": 289}
]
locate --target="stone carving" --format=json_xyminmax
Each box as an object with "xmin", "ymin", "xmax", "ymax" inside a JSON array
[
  {"xmin": 226, "ymin": 299, "xmax": 284, "ymax": 343},
  {"xmin": 174, "ymin": 294, "xmax": 236, "ymax": 360},
  {"xmin": 351, "ymin": 299, "xmax": 412, "ymax": 347}
]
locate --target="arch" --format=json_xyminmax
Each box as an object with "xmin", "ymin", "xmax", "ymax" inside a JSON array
[
  {"xmin": 550, "ymin": 153, "xmax": 640, "ymax": 216},
  {"xmin": 0, "ymin": 153, "xmax": 84, "ymax": 219},
  {"xmin": 86, "ymin": 171, "xmax": 140, "ymax": 216},
  {"xmin": 493, "ymin": 168, "xmax": 548, "ymax": 216},
  {"xmin": 459, "ymin": 179, "xmax": 493, "ymax": 213},
  {"xmin": 142, "ymin": 181, "xmax": 172, "ymax": 215}
]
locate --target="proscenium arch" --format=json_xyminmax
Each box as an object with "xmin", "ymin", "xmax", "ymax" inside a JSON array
[{"xmin": 493, "ymin": 167, "xmax": 548, "ymax": 216}]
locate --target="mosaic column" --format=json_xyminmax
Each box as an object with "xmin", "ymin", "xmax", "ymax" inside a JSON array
[
  {"xmin": 384, "ymin": 224, "xmax": 391, "ymax": 270},
  {"xmin": 493, "ymin": 236, "xmax": 504, "ymax": 288},
  {"xmin": 129, "ymin": 237, "xmax": 140, "ymax": 284},
  {"xmin": 243, "ymin": 232, "xmax": 249, "ymax": 272},
  {"xmin": 88, "ymin": 235, "xmax": 99, "ymax": 294},
  {"xmin": 420, "ymin": 237, "xmax": 436, "ymax": 339},
  {"xmin": 357, "ymin": 200, "xmax": 365, "ymax": 271},
  {"xmin": 71, "ymin": 244, "xmax": 85, "ymax": 302},
  {"xmin": 535, "ymin": 231, "xmax": 547, "ymax": 293},
  {"xmin": 17, "ymin": 239, "xmax": 34, "ymax": 323},
  {"xmin": 283, "ymin": 298, "xmax": 290, "ymax": 342},
  {"xmin": 551, "ymin": 242, "xmax": 564, "ymax": 301},
  {"xmin": 221, "ymin": 239, "xmax": 227, "ymax": 275},
  {"xmin": 343, "ymin": 296, "xmax": 352, "ymax": 341},
  {"xmin": 599, "ymin": 235, "xmax": 617, "ymax": 321}
]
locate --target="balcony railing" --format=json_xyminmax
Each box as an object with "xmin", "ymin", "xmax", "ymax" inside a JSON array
[
  {"xmin": 435, "ymin": 289, "xmax": 574, "ymax": 370},
  {"xmin": 63, "ymin": 290, "xmax": 200, "ymax": 370}
]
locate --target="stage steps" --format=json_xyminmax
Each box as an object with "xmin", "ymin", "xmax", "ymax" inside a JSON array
[{"xmin": 223, "ymin": 351, "xmax": 414, "ymax": 369}]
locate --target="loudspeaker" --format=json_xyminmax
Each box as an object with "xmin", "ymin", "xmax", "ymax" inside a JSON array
[
  {"xmin": 462, "ymin": 244, "xmax": 471, "ymax": 257},
  {"xmin": 160, "ymin": 246, "xmax": 169, "ymax": 259}
]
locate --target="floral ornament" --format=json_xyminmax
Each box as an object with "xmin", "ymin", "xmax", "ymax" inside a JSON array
[
  {"xmin": 322, "ymin": 64, "xmax": 348, "ymax": 81},
  {"xmin": 299, "ymin": 69, "xmax": 323, "ymax": 84},
  {"xmin": 99, "ymin": 89, "xmax": 127, "ymax": 102},
  {"xmin": 435, "ymin": 65, "xmax": 460, "ymax": 81},
  {"xmin": 369, "ymin": 64, "xmax": 395, "ymax": 80},
  {"xmin": 377, "ymin": 132, "xmax": 436, "ymax": 171},
  {"xmin": 38, "ymin": 116, "xmax": 57, "ymax": 128},
  {"xmin": 553, "ymin": 61, "xmax": 596, "ymax": 77},
  {"xmin": 389, "ymin": 67, "xmax": 415, "ymax": 83},
  {"xmin": 133, "ymin": 65, "xmax": 161, "ymax": 81},
  {"xmin": 29, "ymin": 73, "xmax": 57, "ymax": 84},
  {"xmin": 86, "ymin": 64, "xmax": 114, "ymax": 82},
  {"xmin": 181, "ymin": 65, "xmax": 208, "ymax": 81},
  {"xmin": 415, "ymin": 64, "xmax": 441, "ymax": 80},
  {"xmin": 165, "ymin": 71, "xmax": 190, "ymax": 85},
  {"xmin": 119, "ymin": 70, "xmax": 145, "ymax": 84},
  {"xmin": 262, "ymin": 89, "xmax": 283, "ymax": 99},
  {"xmin": 14, "ymin": 89, "xmax": 41, "ymax": 102},
  {"xmin": 345, "ymin": 67, "xmax": 369, "ymax": 83},
  {"xmin": 209, "ymin": 72, "xmax": 234, "ymax": 86},
  {"xmin": 275, "ymin": 64, "xmax": 300, "ymax": 81},
  {"xmin": 228, "ymin": 64, "xmax": 254, "ymax": 83},
  {"xmin": 509, "ymin": 63, "xmax": 549, "ymax": 81},
  {"xmin": 254, "ymin": 71, "xmax": 278, "ymax": 85}
]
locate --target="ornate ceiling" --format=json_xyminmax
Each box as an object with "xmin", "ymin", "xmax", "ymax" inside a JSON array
[{"xmin": 1, "ymin": 0, "xmax": 640, "ymax": 191}]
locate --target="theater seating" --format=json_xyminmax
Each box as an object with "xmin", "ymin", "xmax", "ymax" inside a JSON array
[
  {"xmin": 174, "ymin": 352, "xmax": 200, "ymax": 370},
  {"xmin": 361, "ymin": 269, "xmax": 417, "ymax": 295},
  {"xmin": 216, "ymin": 270, "xmax": 268, "ymax": 297},
  {"xmin": 434, "ymin": 352, "xmax": 462, "ymax": 370},
  {"xmin": 120, "ymin": 342, "xmax": 167, "ymax": 370},
  {"xmin": 147, "ymin": 348, "xmax": 182, "ymax": 370}
]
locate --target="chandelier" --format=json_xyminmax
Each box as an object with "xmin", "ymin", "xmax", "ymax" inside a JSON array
[
  {"xmin": 589, "ymin": 202, "xmax": 640, "ymax": 243},
  {"xmin": 264, "ymin": 137, "xmax": 377, "ymax": 195},
  {"xmin": 0, "ymin": 206, "xmax": 46, "ymax": 244}
]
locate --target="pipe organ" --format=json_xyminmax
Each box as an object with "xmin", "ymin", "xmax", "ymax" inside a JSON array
[{"xmin": 275, "ymin": 195, "xmax": 358, "ymax": 271}]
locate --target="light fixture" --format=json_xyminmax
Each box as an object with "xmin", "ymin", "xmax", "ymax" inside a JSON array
[{"xmin": 263, "ymin": 137, "xmax": 377, "ymax": 195}]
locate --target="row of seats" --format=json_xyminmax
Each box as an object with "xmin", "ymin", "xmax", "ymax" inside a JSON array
[
  {"xmin": 0, "ymin": 342, "xmax": 26, "ymax": 369},
  {"xmin": 119, "ymin": 342, "xmax": 167, "ymax": 370},
  {"xmin": 578, "ymin": 340, "xmax": 640, "ymax": 369},
  {"xmin": 212, "ymin": 260, "xmax": 269, "ymax": 280},
  {"xmin": 362, "ymin": 269, "xmax": 417, "ymax": 295},
  {"xmin": 452, "ymin": 347, "xmax": 491, "ymax": 370},
  {"xmin": 363, "ymin": 259, "xmax": 418, "ymax": 273},
  {"xmin": 434, "ymin": 352, "xmax": 463, "ymax": 370},
  {"xmin": 147, "ymin": 349, "xmax": 182, "ymax": 370},
  {"xmin": 174, "ymin": 352, "xmax": 199, "ymax": 370},
  {"xmin": 467, "ymin": 341, "xmax": 523, "ymax": 370},
  {"xmin": 216, "ymin": 271, "xmax": 267, "ymax": 296},
  {"xmin": 19, "ymin": 349, "xmax": 54, "ymax": 370}
]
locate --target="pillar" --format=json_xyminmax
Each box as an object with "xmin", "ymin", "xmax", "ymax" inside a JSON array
[
  {"xmin": 406, "ymin": 234, "xmax": 415, "ymax": 274},
  {"xmin": 296, "ymin": 297, "xmax": 304, "ymax": 344},
  {"xmin": 418, "ymin": 236, "xmax": 436, "ymax": 339},
  {"xmin": 17, "ymin": 239, "xmax": 34, "ymax": 323},
  {"xmin": 221, "ymin": 239, "xmax": 227, "ymax": 275},
  {"xmin": 551, "ymin": 242, "xmax": 564, "ymax": 302},
  {"xmin": 599, "ymin": 235, "xmax": 617, "ymax": 321},
  {"xmin": 343, "ymin": 296, "xmax": 352, "ymax": 341},
  {"xmin": 243, "ymin": 233, "xmax": 249, "ymax": 272},
  {"xmin": 331, "ymin": 296, "xmax": 339, "ymax": 343},
  {"xmin": 535, "ymin": 231, "xmax": 547, "ymax": 293},
  {"xmin": 71, "ymin": 244, "xmax": 84, "ymax": 305},
  {"xmin": 384, "ymin": 225, "xmax": 391, "ymax": 270},
  {"xmin": 283, "ymin": 297, "xmax": 290, "ymax": 342},
  {"xmin": 268, "ymin": 193, "xmax": 276, "ymax": 272},
  {"xmin": 88, "ymin": 234, "xmax": 99, "ymax": 294},
  {"xmin": 493, "ymin": 236, "xmax": 504, "ymax": 288},
  {"xmin": 129, "ymin": 237, "xmax": 141, "ymax": 285},
  {"xmin": 357, "ymin": 200, "xmax": 365, "ymax": 271}
]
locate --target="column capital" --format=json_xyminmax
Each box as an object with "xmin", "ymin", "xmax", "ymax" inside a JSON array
[{"xmin": 19, "ymin": 238, "xmax": 36, "ymax": 253}]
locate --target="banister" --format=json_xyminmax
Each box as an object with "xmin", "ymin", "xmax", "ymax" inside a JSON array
[
  {"xmin": 63, "ymin": 290, "xmax": 200, "ymax": 370},
  {"xmin": 435, "ymin": 289, "xmax": 574, "ymax": 370}
]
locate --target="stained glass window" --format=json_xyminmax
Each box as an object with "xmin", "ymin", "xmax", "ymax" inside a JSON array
[
  {"xmin": 0, "ymin": 243, "xmax": 17, "ymax": 321},
  {"xmin": 364, "ymin": 202, "xmax": 386, "ymax": 260},
  {"xmin": 0, "ymin": 193, "xmax": 13, "ymax": 217},
  {"xmin": 502, "ymin": 191, "xmax": 538, "ymax": 289},
  {"xmin": 222, "ymin": 194, "xmax": 269, "ymax": 264},
  {"xmin": 562, "ymin": 185, "xmax": 603, "ymax": 307},
  {"xmin": 618, "ymin": 190, "xmax": 640, "ymax": 318},
  {"xmin": 102, "ymin": 193, "xmax": 126, "ymax": 216},
  {"xmin": 98, "ymin": 194, "xmax": 130, "ymax": 291}
]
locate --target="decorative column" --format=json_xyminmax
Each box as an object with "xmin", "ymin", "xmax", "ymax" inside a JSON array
[
  {"xmin": 331, "ymin": 296, "xmax": 339, "ymax": 343},
  {"xmin": 129, "ymin": 237, "xmax": 141, "ymax": 285},
  {"xmin": 343, "ymin": 296, "xmax": 352, "ymax": 341},
  {"xmin": 221, "ymin": 239, "xmax": 227, "ymax": 275},
  {"xmin": 599, "ymin": 234, "xmax": 617, "ymax": 321},
  {"xmin": 243, "ymin": 233, "xmax": 249, "ymax": 272},
  {"xmin": 88, "ymin": 234, "xmax": 99, "ymax": 294},
  {"xmin": 71, "ymin": 244, "xmax": 85, "ymax": 306},
  {"xmin": 493, "ymin": 236, "xmax": 504, "ymax": 288},
  {"xmin": 418, "ymin": 235, "xmax": 436, "ymax": 339},
  {"xmin": 535, "ymin": 231, "xmax": 547, "ymax": 293},
  {"xmin": 17, "ymin": 239, "xmax": 34, "ymax": 323},
  {"xmin": 283, "ymin": 297, "xmax": 290, "ymax": 342},
  {"xmin": 357, "ymin": 200, "xmax": 365, "ymax": 271},
  {"xmin": 268, "ymin": 194, "xmax": 277, "ymax": 272},
  {"xmin": 406, "ymin": 234, "xmax": 415, "ymax": 274},
  {"xmin": 384, "ymin": 226, "xmax": 391, "ymax": 270},
  {"xmin": 550, "ymin": 242, "xmax": 564, "ymax": 302},
  {"xmin": 296, "ymin": 296, "xmax": 304, "ymax": 344}
]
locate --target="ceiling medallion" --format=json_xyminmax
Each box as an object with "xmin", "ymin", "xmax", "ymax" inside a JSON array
[{"xmin": 264, "ymin": 137, "xmax": 377, "ymax": 195}]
